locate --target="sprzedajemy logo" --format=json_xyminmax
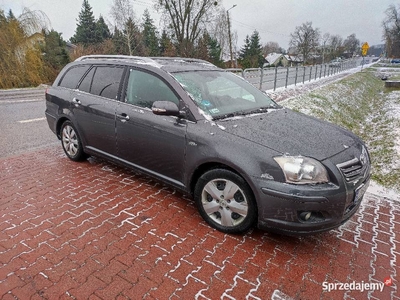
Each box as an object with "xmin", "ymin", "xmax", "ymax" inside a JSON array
[{"xmin": 322, "ymin": 278, "xmax": 392, "ymax": 293}]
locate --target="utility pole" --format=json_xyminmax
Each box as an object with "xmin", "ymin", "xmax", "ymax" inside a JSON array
[{"xmin": 227, "ymin": 5, "xmax": 237, "ymax": 68}]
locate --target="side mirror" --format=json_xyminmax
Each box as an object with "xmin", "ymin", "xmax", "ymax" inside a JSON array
[{"xmin": 152, "ymin": 101, "xmax": 184, "ymax": 118}]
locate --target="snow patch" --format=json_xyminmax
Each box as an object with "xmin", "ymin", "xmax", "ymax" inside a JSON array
[{"xmin": 368, "ymin": 181, "xmax": 400, "ymax": 202}]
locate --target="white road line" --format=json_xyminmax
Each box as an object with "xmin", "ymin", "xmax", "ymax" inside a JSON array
[
  {"xmin": 0, "ymin": 99, "xmax": 43, "ymax": 104},
  {"xmin": 18, "ymin": 117, "xmax": 46, "ymax": 124}
]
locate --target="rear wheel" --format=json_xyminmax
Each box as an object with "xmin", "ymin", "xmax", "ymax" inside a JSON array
[
  {"xmin": 60, "ymin": 121, "xmax": 86, "ymax": 161},
  {"xmin": 194, "ymin": 169, "xmax": 257, "ymax": 234}
]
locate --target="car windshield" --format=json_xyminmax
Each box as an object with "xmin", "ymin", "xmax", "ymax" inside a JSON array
[{"xmin": 172, "ymin": 70, "xmax": 279, "ymax": 120}]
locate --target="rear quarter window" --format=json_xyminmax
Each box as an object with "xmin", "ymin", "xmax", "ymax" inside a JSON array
[
  {"xmin": 58, "ymin": 65, "xmax": 90, "ymax": 89},
  {"xmin": 90, "ymin": 66, "xmax": 125, "ymax": 100}
]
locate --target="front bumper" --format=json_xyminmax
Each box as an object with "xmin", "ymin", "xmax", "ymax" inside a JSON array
[{"xmin": 256, "ymin": 176, "xmax": 369, "ymax": 235}]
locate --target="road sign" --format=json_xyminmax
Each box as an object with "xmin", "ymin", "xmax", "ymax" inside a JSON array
[{"xmin": 361, "ymin": 42, "xmax": 369, "ymax": 56}]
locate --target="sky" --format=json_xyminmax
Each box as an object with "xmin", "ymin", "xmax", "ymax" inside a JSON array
[{"xmin": 0, "ymin": 0, "xmax": 396, "ymax": 50}]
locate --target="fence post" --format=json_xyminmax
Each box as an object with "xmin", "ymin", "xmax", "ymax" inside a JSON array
[
  {"xmin": 273, "ymin": 67, "xmax": 278, "ymax": 91},
  {"xmin": 285, "ymin": 67, "xmax": 289, "ymax": 88},
  {"xmin": 309, "ymin": 66, "xmax": 312, "ymax": 82},
  {"xmin": 319, "ymin": 64, "xmax": 323, "ymax": 78},
  {"xmin": 295, "ymin": 66, "xmax": 298, "ymax": 86},
  {"xmin": 303, "ymin": 66, "xmax": 306, "ymax": 84},
  {"xmin": 259, "ymin": 68, "xmax": 263, "ymax": 90},
  {"xmin": 315, "ymin": 65, "xmax": 318, "ymax": 80}
]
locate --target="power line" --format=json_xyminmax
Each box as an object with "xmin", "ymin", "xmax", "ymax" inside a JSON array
[
  {"xmin": 231, "ymin": 18, "xmax": 291, "ymax": 38},
  {"xmin": 133, "ymin": 0, "xmax": 153, "ymax": 8}
]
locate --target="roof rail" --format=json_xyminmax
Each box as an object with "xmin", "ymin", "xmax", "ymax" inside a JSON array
[
  {"xmin": 151, "ymin": 57, "xmax": 217, "ymax": 67},
  {"xmin": 75, "ymin": 55, "xmax": 156, "ymax": 64},
  {"xmin": 74, "ymin": 55, "xmax": 218, "ymax": 69}
]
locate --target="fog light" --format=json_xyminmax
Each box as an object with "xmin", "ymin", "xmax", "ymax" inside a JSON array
[{"xmin": 299, "ymin": 211, "xmax": 312, "ymax": 221}]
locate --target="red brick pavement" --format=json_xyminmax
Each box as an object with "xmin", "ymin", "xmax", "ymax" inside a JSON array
[{"xmin": 0, "ymin": 147, "xmax": 398, "ymax": 299}]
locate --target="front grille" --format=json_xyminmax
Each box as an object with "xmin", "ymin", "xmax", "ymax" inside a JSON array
[
  {"xmin": 337, "ymin": 158, "xmax": 364, "ymax": 181},
  {"xmin": 336, "ymin": 148, "xmax": 370, "ymax": 182}
]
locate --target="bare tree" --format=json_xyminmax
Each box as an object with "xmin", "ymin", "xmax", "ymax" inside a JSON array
[
  {"xmin": 0, "ymin": 8, "xmax": 51, "ymax": 88},
  {"xmin": 209, "ymin": 7, "xmax": 238, "ymax": 63},
  {"xmin": 382, "ymin": 4, "xmax": 400, "ymax": 57},
  {"xmin": 18, "ymin": 8, "xmax": 50, "ymax": 36},
  {"xmin": 211, "ymin": 8, "xmax": 228, "ymax": 60},
  {"xmin": 289, "ymin": 22, "xmax": 320, "ymax": 65},
  {"xmin": 343, "ymin": 33, "xmax": 360, "ymax": 57},
  {"xmin": 262, "ymin": 41, "xmax": 280, "ymax": 56},
  {"xmin": 155, "ymin": 0, "xmax": 220, "ymax": 56},
  {"xmin": 320, "ymin": 33, "xmax": 330, "ymax": 63},
  {"xmin": 329, "ymin": 34, "xmax": 344, "ymax": 59},
  {"xmin": 110, "ymin": 0, "xmax": 140, "ymax": 55}
]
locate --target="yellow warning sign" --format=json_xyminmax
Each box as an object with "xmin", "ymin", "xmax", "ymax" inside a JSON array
[{"xmin": 361, "ymin": 42, "xmax": 369, "ymax": 56}]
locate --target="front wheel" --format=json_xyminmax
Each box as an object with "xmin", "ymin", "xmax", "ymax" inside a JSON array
[
  {"xmin": 194, "ymin": 169, "xmax": 257, "ymax": 234},
  {"xmin": 60, "ymin": 121, "xmax": 86, "ymax": 161}
]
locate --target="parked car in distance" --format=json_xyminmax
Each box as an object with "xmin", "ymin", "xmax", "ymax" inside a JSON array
[
  {"xmin": 329, "ymin": 58, "xmax": 342, "ymax": 67},
  {"xmin": 391, "ymin": 58, "xmax": 400, "ymax": 64},
  {"xmin": 45, "ymin": 55, "xmax": 371, "ymax": 235}
]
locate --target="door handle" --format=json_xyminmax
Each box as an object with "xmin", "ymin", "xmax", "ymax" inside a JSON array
[{"xmin": 117, "ymin": 113, "xmax": 130, "ymax": 122}]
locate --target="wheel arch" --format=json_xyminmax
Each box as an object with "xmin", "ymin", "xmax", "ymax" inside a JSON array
[
  {"xmin": 56, "ymin": 116, "xmax": 70, "ymax": 139},
  {"xmin": 192, "ymin": 165, "xmax": 259, "ymax": 233},
  {"xmin": 189, "ymin": 162, "xmax": 255, "ymax": 200},
  {"xmin": 56, "ymin": 116, "xmax": 87, "ymax": 148}
]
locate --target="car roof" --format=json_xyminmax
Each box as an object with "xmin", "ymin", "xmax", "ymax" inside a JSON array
[{"xmin": 74, "ymin": 55, "xmax": 221, "ymax": 73}]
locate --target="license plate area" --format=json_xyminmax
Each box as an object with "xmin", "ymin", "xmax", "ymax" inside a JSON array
[{"xmin": 354, "ymin": 180, "xmax": 369, "ymax": 204}]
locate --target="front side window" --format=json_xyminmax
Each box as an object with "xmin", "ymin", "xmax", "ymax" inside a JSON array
[
  {"xmin": 125, "ymin": 69, "xmax": 179, "ymax": 109},
  {"xmin": 172, "ymin": 71, "xmax": 278, "ymax": 119},
  {"xmin": 59, "ymin": 65, "xmax": 90, "ymax": 89}
]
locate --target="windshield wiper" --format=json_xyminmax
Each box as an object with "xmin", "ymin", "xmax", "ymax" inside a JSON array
[
  {"xmin": 212, "ymin": 112, "xmax": 239, "ymax": 121},
  {"xmin": 244, "ymin": 105, "xmax": 279, "ymax": 115},
  {"xmin": 212, "ymin": 105, "xmax": 279, "ymax": 120}
]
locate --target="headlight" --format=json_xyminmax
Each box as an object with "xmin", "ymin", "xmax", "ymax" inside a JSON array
[{"xmin": 274, "ymin": 156, "xmax": 329, "ymax": 184}]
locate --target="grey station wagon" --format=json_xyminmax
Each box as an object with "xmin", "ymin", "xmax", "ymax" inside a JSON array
[{"xmin": 45, "ymin": 55, "xmax": 371, "ymax": 235}]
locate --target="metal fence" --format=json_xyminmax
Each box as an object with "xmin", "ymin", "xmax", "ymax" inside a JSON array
[{"xmin": 227, "ymin": 58, "xmax": 361, "ymax": 91}]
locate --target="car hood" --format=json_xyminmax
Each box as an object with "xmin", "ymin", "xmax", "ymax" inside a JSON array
[{"xmin": 217, "ymin": 108, "xmax": 358, "ymax": 161}]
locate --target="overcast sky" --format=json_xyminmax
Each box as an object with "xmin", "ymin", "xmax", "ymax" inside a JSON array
[{"xmin": 0, "ymin": 0, "xmax": 395, "ymax": 50}]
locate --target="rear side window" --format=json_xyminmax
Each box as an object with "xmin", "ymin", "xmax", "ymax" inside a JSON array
[
  {"xmin": 78, "ymin": 67, "xmax": 95, "ymax": 93},
  {"xmin": 58, "ymin": 65, "xmax": 90, "ymax": 89},
  {"xmin": 90, "ymin": 66, "xmax": 125, "ymax": 99}
]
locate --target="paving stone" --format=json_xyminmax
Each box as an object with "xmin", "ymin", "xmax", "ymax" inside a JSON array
[{"xmin": 0, "ymin": 146, "xmax": 398, "ymax": 299}]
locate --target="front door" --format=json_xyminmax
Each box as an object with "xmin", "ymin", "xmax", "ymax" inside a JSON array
[{"xmin": 116, "ymin": 69, "xmax": 187, "ymax": 187}]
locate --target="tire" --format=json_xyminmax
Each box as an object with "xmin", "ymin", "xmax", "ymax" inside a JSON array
[
  {"xmin": 194, "ymin": 169, "xmax": 257, "ymax": 234},
  {"xmin": 60, "ymin": 121, "xmax": 86, "ymax": 161}
]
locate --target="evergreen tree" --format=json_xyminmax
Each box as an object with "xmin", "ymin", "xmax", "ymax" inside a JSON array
[
  {"xmin": 208, "ymin": 36, "xmax": 223, "ymax": 67},
  {"xmin": 195, "ymin": 32, "xmax": 210, "ymax": 60},
  {"xmin": 239, "ymin": 30, "xmax": 264, "ymax": 68},
  {"xmin": 112, "ymin": 26, "xmax": 127, "ymax": 54},
  {"xmin": 141, "ymin": 9, "xmax": 159, "ymax": 56},
  {"xmin": 95, "ymin": 15, "xmax": 111, "ymax": 43},
  {"xmin": 70, "ymin": 0, "xmax": 97, "ymax": 46},
  {"xmin": 124, "ymin": 17, "xmax": 143, "ymax": 55},
  {"xmin": 195, "ymin": 32, "xmax": 223, "ymax": 67},
  {"xmin": 159, "ymin": 30, "xmax": 176, "ymax": 56},
  {"xmin": 41, "ymin": 30, "xmax": 70, "ymax": 70},
  {"xmin": 249, "ymin": 30, "xmax": 264, "ymax": 67},
  {"xmin": 7, "ymin": 9, "xmax": 16, "ymax": 21},
  {"xmin": 239, "ymin": 35, "xmax": 251, "ymax": 68}
]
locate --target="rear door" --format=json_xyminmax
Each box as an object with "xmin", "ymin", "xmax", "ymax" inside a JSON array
[
  {"xmin": 115, "ymin": 68, "xmax": 187, "ymax": 186},
  {"xmin": 72, "ymin": 65, "xmax": 125, "ymax": 155}
]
